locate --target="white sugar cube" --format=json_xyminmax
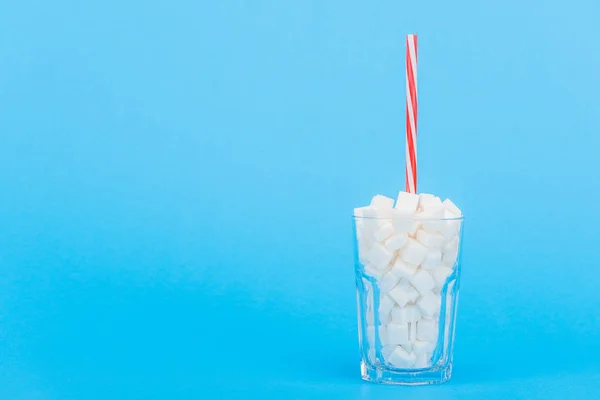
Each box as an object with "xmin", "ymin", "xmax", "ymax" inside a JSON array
[
  {"xmin": 355, "ymin": 219, "xmax": 371, "ymax": 241},
  {"xmin": 391, "ymin": 304, "xmax": 421, "ymax": 324},
  {"xmin": 442, "ymin": 250, "xmax": 459, "ymax": 267},
  {"xmin": 379, "ymin": 270, "xmax": 400, "ymax": 292},
  {"xmin": 380, "ymin": 309, "xmax": 392, "ymax": 325},
  {"xmin": 357, "ymin": 239, "xmax": 371, "ymax": 265},
  {"xmin": 384, "ymin": 233, "xmax": 408, "ymax": 252},
  {"xmin": 381, "ymin": 344, "xmax": 397, "ymax": 360},
  {"xmin": 395, "ymin": 191, "xmax": 420, "ymax": 213},
  {"xmin": 417, "ymin": 291, "xmax": 441, "ymax": 317},
  {"xmin": 395, "ymin": 278, "xmax": 411, "ymax": 290},
  {"xmin": 417, "ymin": 318, "xmax": 438, "ymax": 342},
  {"xmin": 443, "ymin": 198, "xmax": 462, "ymax": 216},
  {"xmin": 442, "ymin": 236, "xmax": 459, "ymax": 267},
  {"xmin": 358, "ymin": 205, "xmax": 378, "ymax": 220},
  {"xmin": 418, "ymin": 194, "xmax": 442, "ymax": 210},
  {"xmin": 405, "ymin": 284, "xmax": 420, "ymax": 303},
  {"xmin": 387, "ymin": 323, "xmax": 410, "ymax": 345},
  {"xmin": 388, "ymin": 346, "xmax": 416, "ymax": 368},
  {"xmin": 360, "ymin": 206, "xmax": 381, "ymax": 235},
  {"xmin": 388, "ymin": 283, "xmax": 419, "ymax": 307},
  {"xmin": 379, "ymin": 294, "xmax": 395, "ymax": 318},
  {"xmin": 418, "ymin": 206, "xmax": 445, "ymax": 233},
  {"xmin": 371, "ymin": 195, "xmax": 395, "ymax": 209},
  {"xmin": 410, "ymin": 269, "xmax": 435, "ymax": 294},
  {"xmin": 416, "ymin": 230, "xmax": 445, "ymax": 248},
  {"xmin": 380, "ymin": 325, "xmax": 389, "ymax": 346},
  {"xmin": 421, "ymin": 250, "xmax": 443, "ymax": 270},
  {"xmin": 400, "ymin": 238, "xmax": 428, "ymax": 265},
  {"xmin": 401, "ymin": 343, "xmax": 413, "ymax": 353},
  {"xmin": 366, "ymin": 324, "xmax": 388, "ymax": 347},
  {"xmin": 413, "ymin": 339, "xmax": 435, "ymax": 355},
  {"xmin": 404, "ymin": 305, "xmax": 421, "ymax": 322},
  {"xmin": 391, "ymin": 258, "xmax": 418, "ymax": 280},
  {"xmin": 431, "ymin": 266, "xmax": 453, "ymax": 290},
  {"xmin": 364, "ymin": 264, "xmax": 385, "ymax": 280},
  {"xmin": 374, "ymin": 222, "xmax": 395, "ymax": 242},
  {"xmin": 441, "ymin": 210, "xmax": 462, "ymax": 239},
  {"xmin": 367, "ymin": 243, "xmax": 394, "ymax": 270},
  {"xmin": 442, "ymin": 235, "xmax": 459, "ymax": 253},
  {"xmin": 391, "ymin": 209, "xmax": 419, "ymax": 234},
  {"xmin": 370, "ymin": 195, "xmax": 394, "ymax": 218},
  {"xmin": 413, "ymin": 352, "xmax": 430, "ymax": 368},
  {"xmin": 409, "ymin": 321, "xmax": 417, "ymax": 342}
]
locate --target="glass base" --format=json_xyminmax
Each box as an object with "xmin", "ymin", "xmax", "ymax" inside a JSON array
[{"xmin": 360, "ymin": 360, "xmax": 453, "ymax": 385}]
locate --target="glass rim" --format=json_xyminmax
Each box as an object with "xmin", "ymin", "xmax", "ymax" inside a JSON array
[{"xmin": 353, "ymin": 215, "xmax": 464, "ymax": 222}]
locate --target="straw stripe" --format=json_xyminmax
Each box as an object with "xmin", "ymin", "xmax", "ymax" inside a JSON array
[
  {"xmin": 405, "ymin": 139, "xmax": 415, "ymax": 193},
  {"xmin": 406, "ymin": 71, "xmax": 417, "ymax": 165},
  {"xmin": 405, "ymin": 34, "xmax": 418, "ymax": 193}
]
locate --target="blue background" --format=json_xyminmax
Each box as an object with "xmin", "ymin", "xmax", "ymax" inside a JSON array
[{"xmin": 1, "ymin": 0, "xmax": 600, "ymax": 398}]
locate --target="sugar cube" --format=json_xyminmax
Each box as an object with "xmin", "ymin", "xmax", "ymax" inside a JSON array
[
  {"xmin": 379, "ymin": 270, "xmax": 400, "ymax": 292},
  {"xmin": 357, "ymin": 239, "xmax": 372, "ymax": 265},
  {"xmin": 418, "ymin": 194, "xmax": 441, "ymax": 210},
  {"xmin": 431, "ymin": 266, "xmax": 453, "ymax": 290},
  {"xmin": 364, "ymin": 264, "xmax": 385, "ymax": 280},
  {"xmin": 442, "ymin": 235, "xmax": 459, "ymax": 253},
  {"xmin": 421, "ymin": 250, "xmax": 443, "ymax": 270},
  {"xmin": 380, "ymin": 309, "xmax": 391, "ymax": 325},
  {"xmin": 391, "ymin": 210, "xmax": 418, "ymax": 234},
  {"xmin": 388, "ymin": 283, "xmax": 419, "ymax": 307},
  {"xmin": 388, "ymin": 346, "xmax": 416, "ymax": 368},
  {"xmin": 413, "ymin": 339, "xmax": 435, "ymax": 355},
  {"xmin": 416, "ymin": 230, "xmax": 445, "ymax": 248},
  {"xmin": 442, "ymin": 236, "xmax": 459, "ymax": 267},
  {"xmin": 443, "ymin": 198, "xmax": 462, "ymax": 216},
  {"xmin": 378, "ymin": 324, "xmax": 389, "ymax": 346},
  {"xmin": 367, "ymin": 243, "xmax": 394, "ymax": 270},
  {"xmin": 379, "ymin": 294, "xmax": 395, "ymax": 318},
  {"xmin": 442, "ymin": 249, "xmax": 458, "ymax": 268},
  {"xmin": 387, "ymin": 323, "xmax": 410, "ymax": 345},
  {"xmin": 413, "ymin": 352, "xmax": 430, "ymax": 368},
  {"xmin": 417, "ymin": 318, "xmax": 438, "ymax": 342},
  {"xmin": 391, "ymin": 304, "xmax": 421, "ymax": 324},
  {"xmin": 384, "ymin": 233, "xmax": 408, "ymax": 252},
  {"xmin": 409, "ymin": 321, "xmax": 417, "ymax": 342},
  {"xmin": 370, "ymin": 195, "xmax": 394, "ymax": 218},
  {"xmin": 419, "ymin": 207, "xmax": 445, "ymax": 233},
  {"xmin": 359, "ymin": 206, "xmax": 382, "ymax": 237},
  {"xmin": 400, "ymin": 238, "xmax": 428, "ymax": 265},
  {"xmin": 395, "ymin": 191, "xmax": 420, "ymax": 213},
  {"xmin": 381, "ymin": 344, "xmax": 397, "ymax": 360},
  {"xmin": 410, "ymin": 269, "xmax": 435, "ymax": 294},
  {"xmin": 373, "ymin": 222, "xmax": 395, "ymax": 242},
  {"xmin": 417, "ymin": 291, "xmax": 441, "ymax": 317},
  {"xmin": 371, "ymin": 195, "xmax": 395, "ymax": 209},
  {"xmin": 441, "ymin": 211, "xmax": 461, "ymax": 239},
  {"xmin": 391, "ymin": 258, "xmax": 418, "ymax": 280}
]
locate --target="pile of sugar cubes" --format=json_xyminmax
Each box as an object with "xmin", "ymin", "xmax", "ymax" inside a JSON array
[{"xmin": 354, "ymin": 191, "xmax": 462, "ymax": 369}]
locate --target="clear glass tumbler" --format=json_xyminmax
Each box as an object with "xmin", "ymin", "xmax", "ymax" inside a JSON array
[{"xmin": 353, "ymin": 213, "xmax": 464, "ymax": 385}]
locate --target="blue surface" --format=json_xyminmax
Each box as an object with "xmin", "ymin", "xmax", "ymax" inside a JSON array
[{"xmin": 2, "ymin": 0, "xmax": 600, "ymax": 398}]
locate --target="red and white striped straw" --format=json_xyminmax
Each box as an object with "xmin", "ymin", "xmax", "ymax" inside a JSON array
[{"xmin": 405, "ymin": 34, "xmax": 418, "ymax": 194}]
